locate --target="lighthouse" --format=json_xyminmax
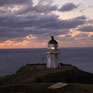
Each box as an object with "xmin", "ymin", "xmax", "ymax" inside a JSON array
[{"xmin": 46, "ymin": 36, "xmax": 59, "ymax": 68}]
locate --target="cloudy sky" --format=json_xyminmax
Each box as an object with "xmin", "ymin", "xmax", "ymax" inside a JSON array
[{"xmin": 0, "ymin": 0, "xmax": 93, "ymax": 48}]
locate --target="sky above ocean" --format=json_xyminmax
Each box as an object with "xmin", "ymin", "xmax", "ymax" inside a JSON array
[{"xmin": 0, "ymin": 0, "xmax": 93, "ymax": 48}]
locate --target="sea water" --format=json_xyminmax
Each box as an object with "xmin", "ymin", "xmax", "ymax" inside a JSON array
[{"xmin": 0, "ymin": 48, "xmax": 93, "ymax": 76}]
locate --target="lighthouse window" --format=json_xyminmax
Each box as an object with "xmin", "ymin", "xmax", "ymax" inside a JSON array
[{"xmin": 51, "ymin": 47, "xmax": 55, "ymax": 50}]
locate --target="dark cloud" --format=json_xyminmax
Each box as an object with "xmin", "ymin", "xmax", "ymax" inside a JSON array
[
  {"xmin": 0, "ymin": 15, "xmax": 86, "ymax": 28},
  {"xmin": 77, "ymin": 25, "xmax": 93, "ymax": 32},
  {"xmin": 0, "ymin": 14, "xmax": 87, "ymax": 42},
  {"xmin": 0, "ymin": 10, "xmax": 7, "ymax": 14},
  {"xmin": 0, "ymin": 26, "xmax": 69, "ymax": 42},
  {"xmin": 59, "ymin": 3, "xmax": 79, "ymax": 12},
  {"xmin": 0, "ymin": 27, "xmax": 26, "ymax": 41},
  {"xmin": 16, "ymin": 4, "xmax": 57, "ymax": 15},
  {"xmin": 0, "ymin": 0, "xmax": 58, "ymax": 15},
  {"xmin": 31, "ymin": 4, "xmax": 57, "ymax": 13},
  {"xmin": 43, "ymin": 16, "xmax": 86, "ymax": 29},
  {"xmin": 15, "ymin": 0, "xmax": 58, "ymax": 15},
  {"xmin": 0, "ymin": 0, "xmax": 91, "ymax": 43},
  {"xmin": 0, "ymin": 0, "xmax": 31, "ymax": 6}
]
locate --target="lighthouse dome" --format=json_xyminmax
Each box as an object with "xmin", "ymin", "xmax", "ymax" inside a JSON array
[{"xmin": 48, "ymin": 36, "xmax": 58, "ymax": 44}]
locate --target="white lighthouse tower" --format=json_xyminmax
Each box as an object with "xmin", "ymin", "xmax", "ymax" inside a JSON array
[{"xmin": 46, "ymin": 36, "xmax": 59, "ymax": 68}]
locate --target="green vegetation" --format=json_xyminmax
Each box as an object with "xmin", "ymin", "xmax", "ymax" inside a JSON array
[
  {"xmin": 0, "ymin": 64, "xmax": 93, "ymax": 93},
  {"xmin": 25, "ymin": 65, "xmax": 93, "ymax": 84},
  {"xmin": 0, "ymin": 70, "xmax": 32, "ymax": 86},
  {"xmin": 0, "ymin": 83, "xmax": 93, "ymax": 93},
  {"xmin": 26, "ymin": 66, "xmax": 76, "ymax": 83},
  {"xmin": 33, "ymin": 68, "xmax": 93, "ymax": 83}
]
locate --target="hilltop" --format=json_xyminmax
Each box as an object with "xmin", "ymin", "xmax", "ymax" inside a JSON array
[{"xmin": 0, "ymin": 64, "xmax": 93, "ymax": 93}]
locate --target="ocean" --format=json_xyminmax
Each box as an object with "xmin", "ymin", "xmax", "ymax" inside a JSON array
[{"xmin": 0, "ymin": 48, "xmax": 93, "ymax": 76}]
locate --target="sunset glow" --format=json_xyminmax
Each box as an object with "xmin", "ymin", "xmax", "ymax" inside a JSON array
[{"xmin": 0, "ymin": 0, "xmax": 93, "ymax": 48}]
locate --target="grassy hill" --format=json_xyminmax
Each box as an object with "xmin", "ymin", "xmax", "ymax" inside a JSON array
[
  {"xmin": 0, "ymin": 83, "xmax": 93, "ymax": 93},
  {"xmin": 0, "ymin": 64, "xmax": 93, "ymax": 93},
  {"xmin": 33, "ymin": 67, "xmax": 93, "ymax": 83}
]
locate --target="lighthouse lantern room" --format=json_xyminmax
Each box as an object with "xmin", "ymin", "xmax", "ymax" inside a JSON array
[{"xmin": 46, "ymin": 36, "xmax": 59, "ymax": 68}]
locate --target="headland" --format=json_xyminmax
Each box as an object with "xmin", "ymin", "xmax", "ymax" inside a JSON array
[{"xmin": 0, "ymin": 63, "xmax": 93, "ymax": 93}]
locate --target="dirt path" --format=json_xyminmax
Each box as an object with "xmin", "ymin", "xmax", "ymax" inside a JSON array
[{"xmin": 9, "ymin": 70, "xmax": 41, "ymax": 86}]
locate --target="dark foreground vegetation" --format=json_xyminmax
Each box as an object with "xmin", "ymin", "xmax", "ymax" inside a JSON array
[{"xmin": 0, "ymin": 64, "xmax": 93, "ymax": 93}]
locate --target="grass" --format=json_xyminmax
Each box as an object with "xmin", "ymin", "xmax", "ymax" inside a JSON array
[
  {"xmin": 0, "ymin": 64, "xmax": 93, "ymax": 93},
  {"xmin": 0, "ymin": 70, "xmax": 32, "ymax": 86},
  {"xmin": 24, "ymin": 66, "xmax": 93, "ymax": 84},
  {"xmin": 24, "ymin": 66, "xmax": 75, "ymax": 83},
  {"xmin": 34, "ymin": 69, "xmax": 93, "ymax": 83},
  {"xmin": 57, "ymin": 83, "xmax": 93, "ymax": 93},
  {"xmin": 0, "ymin": 83, "xmax": 93, "ymax": 93}
]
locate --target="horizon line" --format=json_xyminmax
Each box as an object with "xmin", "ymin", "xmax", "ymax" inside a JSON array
[{"xmin": 0, "ymin": 47, "xmax": 93, "ymax": 49}]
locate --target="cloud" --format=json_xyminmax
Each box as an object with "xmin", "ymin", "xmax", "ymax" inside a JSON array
[
  {"xmin": 58, "ymin": 34, "xmax": 74, "ymax": 41},
  {"xmin": 59, "ymin": 3, "xmax": 79, "ymax": 12},
  {"xmin": 0, "ymin": 14, "xmax": 87, "ymax": 42},
  {"xmin": 90, "ymin": 35, "xmax": 93, "ymax": 40},
  {"xmin": 0, "ymin": 0, "xmax": 92, "ymax": 47},
  {"xmin": 74, "ymin": 33, "xmax": 89, "ymax": 40},
  {"xmin": 0, "ymin": 40, "xmax": 30, "ymax": 48},
  {"xmin": 15, "ymin": 0, "xmax": 58, "ymax": 15},
  {"xmin": 0, "ymin": 0, "xmax": 58, "ymax": 15},
  {"xmin": 0, "ymin": 0, "xmax": 31, "ymax": 6},
  {"xmin": 75, "ymin": 33, "xmax": 88, "ymax": 38},
  {"xmin": 16, "ymin": 4, "xmax": 57, "ymax": 15},
  {"xmin": 0, "ymin": 14, "xmax": 86, "ymax": 28},
  {"xmin": 32, "ymin": 4, "xmax": 57, "ymax": 13},
  {"xmin": 77, "ymin": 25, "xmax": 93, "ymax": 32}
]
